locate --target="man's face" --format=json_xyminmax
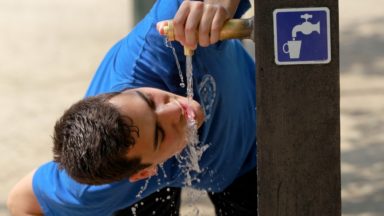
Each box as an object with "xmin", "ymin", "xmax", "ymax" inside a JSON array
[{"xmin": 109, "ymin": 87, "xmax": 204, "ymax": 168}]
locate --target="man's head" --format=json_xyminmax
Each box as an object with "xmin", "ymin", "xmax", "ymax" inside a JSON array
[{"xmin": 53, "ymin": 87, "xmax": 204, "ymax": 185}]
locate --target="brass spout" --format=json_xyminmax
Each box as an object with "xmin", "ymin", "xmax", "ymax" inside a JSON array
[
  {"xmin": 219, "ymin": 17, "xmax": 254, "ymax": 41},
  {"xmin": 158, "ymin": 22, "xmax": 194, "ymax": 55},
  {"xmin": 184, "ymin": 47, "xmax": 194, "ymax": 56},
  {"xmin": 157, "ymin": 17, "xmax": 254, "ymax": 43}
]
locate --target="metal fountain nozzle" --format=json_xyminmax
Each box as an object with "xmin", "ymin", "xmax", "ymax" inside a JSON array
[
  {"xmin": 291, "ymin": 13, "xmax": 320, "ymax": 38},
  {"xmin": 157, "ymin": 17, "xmax": 254, "ymax": 56},
  {"xmin": 157, "ymin": 17, "xmax": 254, "ymax": 41}
]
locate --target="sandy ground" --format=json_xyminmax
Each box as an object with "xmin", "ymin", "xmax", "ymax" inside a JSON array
[{"xmin": 0, "ymin": 0, "xmax": 383, "ymax": 215}]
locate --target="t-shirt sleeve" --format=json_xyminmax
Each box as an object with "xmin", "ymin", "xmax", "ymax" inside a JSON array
[
  {"xmin": 84, "ymin": 18, "xmax": 183, "ymax": 97},
  {"xmin": 32, "ymin": 162, "xmax": 146, "ymax": 216}
]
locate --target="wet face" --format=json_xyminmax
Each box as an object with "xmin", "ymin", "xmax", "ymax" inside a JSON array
[{"xmin": 109, "ymin": 87, "xmax": 204, "ymax": 168}]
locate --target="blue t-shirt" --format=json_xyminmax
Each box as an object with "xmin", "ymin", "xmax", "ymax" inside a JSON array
[{"xmin": 33, "ymin": 0, "xmax": 256, "ymax": 215}]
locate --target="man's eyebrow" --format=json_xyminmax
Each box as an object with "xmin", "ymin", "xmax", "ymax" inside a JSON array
[
  {"xmin": 135, "ymin": 91, "xmax": 160, "ymax": 151},
  {"xmin": 135, "ymin": 91, "xmax": 155, "ymax": 110}
]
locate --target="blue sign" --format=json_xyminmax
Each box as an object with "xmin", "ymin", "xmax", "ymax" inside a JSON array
[{"xmin": 273, "ymin": 8, "xmax": 331, "ymax": 65}]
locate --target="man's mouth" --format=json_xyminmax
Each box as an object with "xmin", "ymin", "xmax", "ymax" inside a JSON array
[
  {"xmin": 174, "ymin": 99, "xmax": 195, "ymax": 120},
  {"xmin": 181, "ymin": 103, "xmax": 195, "ymax": 120}
]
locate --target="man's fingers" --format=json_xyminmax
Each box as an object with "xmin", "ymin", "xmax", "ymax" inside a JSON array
[
  {"xmin": 210, "ymin": 7, "xmax": 229, "ymax": 44},
  {"xmin": 183, "ymin": 2, "xmax": 204, "ymax": 49},
  {"xmin": 198, "ymin": 5, "xmax": 215, "ymax": 47},
  {"xmin": 173, "ymin": 1, "xmax": 232, "ymax": 48},
  {"xmin": 173, "ymin": 1, "xmax": 190, "ymax": 46}
]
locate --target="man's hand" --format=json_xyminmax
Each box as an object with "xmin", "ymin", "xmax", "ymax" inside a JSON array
[{"xmin": 173, "ymin": 0, "xmax": 241, "ymax": 49}]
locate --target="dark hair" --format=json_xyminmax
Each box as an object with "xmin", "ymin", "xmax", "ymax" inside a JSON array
[{"xmin": 53, "ymin": 93, "xmax": 150, "ymax": 185}]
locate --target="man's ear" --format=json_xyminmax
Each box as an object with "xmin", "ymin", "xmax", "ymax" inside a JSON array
[{"xmin": 129, "ymin": 166, "xmax": 158, "ymax": 182}]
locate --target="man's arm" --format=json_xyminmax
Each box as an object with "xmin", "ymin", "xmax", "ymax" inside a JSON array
[{"xmin": 7, "ymin": 169, "xmax": 43, "ymax": 216}]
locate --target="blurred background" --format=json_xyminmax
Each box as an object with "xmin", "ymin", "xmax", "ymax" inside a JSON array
[{"xmin": 0, "ymin": 0, "xmax": 383, "ymax": 215}]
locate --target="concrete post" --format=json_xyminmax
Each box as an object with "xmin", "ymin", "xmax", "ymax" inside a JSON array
[{"xmin": 254, "ymin": 1, "xmax": 341, "ymax": 215}]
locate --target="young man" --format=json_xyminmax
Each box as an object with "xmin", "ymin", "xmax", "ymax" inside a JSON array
[{"xmin": 7, "ymin": 0, "xmax": 256, "ymax": 215}]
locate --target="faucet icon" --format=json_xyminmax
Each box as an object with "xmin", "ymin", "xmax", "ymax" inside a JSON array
[
  {"xmin": 282, "ymin": 13, "xmax": 321, "ymax": 59},
  {"xmin": 291, "ymin": 13, "xmax": 320, "ymax": 39}
]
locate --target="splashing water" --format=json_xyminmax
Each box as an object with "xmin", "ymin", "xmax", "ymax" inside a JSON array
[
  {"xmin": 165, "ymin": 39, "xmax": 186, "ymax": 88},
  {"xmin": 175, "ymin": 118, "xmax": 207, "ymax": 186},
  {"xmin": 175, "ymin": 54, "xmax": 209, "ymax": 187},
  {"xmin": 133, "ymin": 38, "xmax": 209, "ymax": 215},
  {"xmin": 136, "ymin": 178, "xmax": 151, "ymax": 199},
  {"xmin": 131, "ymin": 206, "xmax": 137, "ymax": 216},
  {"xmin": 158, "ymin": 163, "xmax": 167, "ymax": 178},
  {"xmin": 163, "ymin": 39, "xmax": 207, "ymax": 187},
  {"xmin": 182, "ymin": 188, "xmax": 209, "ymax": 216}
]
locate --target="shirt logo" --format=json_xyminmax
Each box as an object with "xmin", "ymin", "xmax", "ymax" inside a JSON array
[{"xmin": 198, "ymin": 74, "xmax": 216, "ymax": 120}]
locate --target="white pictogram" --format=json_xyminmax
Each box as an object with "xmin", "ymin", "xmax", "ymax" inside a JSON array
[{"xmin": 283, "ymin": 13, "xmax": 320, "ymax": 59}]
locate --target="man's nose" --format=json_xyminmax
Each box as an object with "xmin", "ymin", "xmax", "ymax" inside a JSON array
[{"xmin": 156, "ymin": 101, "xmax": 182, "ymax": 124}]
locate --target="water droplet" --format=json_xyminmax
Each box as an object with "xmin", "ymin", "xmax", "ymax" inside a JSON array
[
  {"xmin": 158, "ymin": 163, "xmax": 167, "ymax": 178},
  {"xmin": 131, "ymin": 207, "xmax": 137, "ymax": 216},
  {"xmin": 136, "ymin": 178, "xmax": 151, "ymax": 198},
  {"xmin": 164, "ymin": 38, "xmax": 185, "ymax": 88}
]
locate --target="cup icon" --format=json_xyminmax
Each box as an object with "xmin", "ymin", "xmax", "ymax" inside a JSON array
[{"xmin": 283, "ymin": 40, "xmax": 302, "ymax": 59}]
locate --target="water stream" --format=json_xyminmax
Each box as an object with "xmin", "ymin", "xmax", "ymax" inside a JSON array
[
  {"xmin": 186, "ymin": 55, "xmax": 194, "ymax": 102},
  {"xmin": 164, "ymin": 38, "xmax": 185, "ymax": 88},
  {"xmin": 163, "ymin": 40, "xmax": 207, "ymax": 187},
  {"xmin": 176, "ymin": 48, "xmax": 209, "ymax": 216},
  {"xmin": 131, "ymin": 40, "xmax": 209, "ymax": 215}
]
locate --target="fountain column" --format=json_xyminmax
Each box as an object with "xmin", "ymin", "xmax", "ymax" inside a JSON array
[{"xmin": 254, "ymin": 0, "xmax": 341, "ymax": 215}]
